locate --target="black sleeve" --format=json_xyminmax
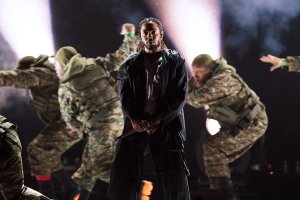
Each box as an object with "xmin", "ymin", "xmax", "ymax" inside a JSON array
[
  {"xmin": 159, "ymin": 57, "xmax": 188, "ymax": 124},
  {"xmin": 117, "ymin": 61, "xmax": 137, "ymax": 120}
]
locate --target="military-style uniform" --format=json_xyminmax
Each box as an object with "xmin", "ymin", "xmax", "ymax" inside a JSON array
[
  {"xmin": 0, "ymin": 55, "xmax": 82, "ymax": 176},
  {"xmin": 57, "ymin": 36, "xmax": 138, "ymax": 192},
  {"xmin": 0, "ymin": 115, "xmax": 50, "ymax": 200},
  {"xmin": 188, "ymin": 58, "xmax": 268, "ymax": 189}
]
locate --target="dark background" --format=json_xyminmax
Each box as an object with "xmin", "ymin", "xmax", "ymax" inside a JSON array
[{"xmin": 1, "ymin": 0, "xmax": 300, "ymax": 199}]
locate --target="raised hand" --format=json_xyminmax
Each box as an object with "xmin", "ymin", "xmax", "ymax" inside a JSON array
[
  {"xmin": 260, "ymin": 54, "xmax": 282, "ymax": 72},
  {"xmin": 121, "ymin": 23, "xmax": 135, "ymax": 35}
]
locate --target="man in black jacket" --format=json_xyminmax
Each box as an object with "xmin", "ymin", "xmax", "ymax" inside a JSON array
[{"xmin": 107, "ymin": 17, "xmax": 190, "ymax": 200}]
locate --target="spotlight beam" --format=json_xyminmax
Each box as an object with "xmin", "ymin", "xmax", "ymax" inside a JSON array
[
  {"xmin": 0, "ymin": 0, "xmax": 54, "ymax": 59},
  {"xmin": 146, "ymin": 0, "xmax": 221, "ymax": 68}
]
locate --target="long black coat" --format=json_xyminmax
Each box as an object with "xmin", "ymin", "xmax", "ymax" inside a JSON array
[
  {"xmin": 118, "ymin": 49, "xmax": 188, "ymax": 142},
  {"xmin": 107, "ymin": 49, "xmax": 189, "ymax": 200}
]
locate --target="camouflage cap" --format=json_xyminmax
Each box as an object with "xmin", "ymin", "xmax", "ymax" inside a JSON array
[
  {"xmin": 17, "ymin": 56, "xmax": 36, "ymax": 70},
  {"xmin": 192, "ymin": 54, "xmax": 215, "ymax": 68},
  {"xmin": 55, "ymin": 46, "xmax": 77, "ymax": 69}
]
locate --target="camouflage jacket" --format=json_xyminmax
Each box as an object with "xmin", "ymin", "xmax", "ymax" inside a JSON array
[
  {"xmin": 188, "ymin": 58, "xmax": 265, "ymax": 131},
  {"xmin": 286, "ymin": 56, "xmax": 300, "ymax": 72},
  {"xmin": 0, "ymin": 115, "xmax": 20, "ymax": 148},
  {"xmin": 58, "ymin": 36, "xmax": 138, "ymax": 132},
  {"xmin": 0, "ymin": 55, "xmax": 60, "ymax": 123}
]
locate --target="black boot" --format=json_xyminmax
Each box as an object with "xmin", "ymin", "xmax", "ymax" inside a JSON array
[
  {"xmin": 89, "ymin": 180, "xmax": 109, "ymax": 199},
  {"xmin": 78, "ymin": 189, "xmax": 91, "ymax": 200},
  {"xmin": 52, "ymin": 169, "xmax": 81, "ymax": 200},
  {"xmin": 37, "ymin": 180, "xmax": 56, "ymax": 199},
  {"xmin": 218, "ymin": 177, "xmax": 240, "ymax": 200}
]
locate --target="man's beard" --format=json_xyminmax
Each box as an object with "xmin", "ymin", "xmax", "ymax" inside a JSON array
[{"xmin": 144, "ymin": 41, "xmax": 161, "ymax": 51}]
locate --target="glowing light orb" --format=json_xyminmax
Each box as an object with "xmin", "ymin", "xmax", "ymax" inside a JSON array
[{"xmin": 206, "ymin": 118, "xmax": 221, "ymax": 135}]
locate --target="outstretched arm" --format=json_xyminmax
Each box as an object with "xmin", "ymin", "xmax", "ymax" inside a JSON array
[
  {"xmin": 260, "ymin": 54, "xmax": 300, "ymax": 73},
  {"xmin": 96, "ymin": 23, "xmax": 138, "ymax": 72},
  {"xmin": 285, "ymin": 56, "xmax": 300, "ymax": 72},
  {"xmin": 0, "ymin": 68, "xmax": 58, "ymax": 88}
]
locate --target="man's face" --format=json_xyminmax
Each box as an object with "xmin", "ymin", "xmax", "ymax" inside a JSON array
[
  {"xmin": 140, "ymin": 22, "xmax": 163, "ymax": 52},
  {"xmin": 192, "ymin": 66, "xmax": 212, "ymax": 84},
  {"xmin": 54, "ymin": 61, "xmax": 64, "ymax": 78}
]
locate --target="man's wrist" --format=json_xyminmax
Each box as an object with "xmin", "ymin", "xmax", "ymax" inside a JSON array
[
  {"xmin": 122, "ymin": 31, "xmax": 135, "ymax": 37},
  {"xmin": 280, "ymin": 58, "xmax": 286, "ymax": 69}
]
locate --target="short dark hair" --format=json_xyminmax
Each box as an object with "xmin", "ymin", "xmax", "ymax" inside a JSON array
[{"xmin": 192, "ymin": 54, "xmax": 215, "ymax": 68}]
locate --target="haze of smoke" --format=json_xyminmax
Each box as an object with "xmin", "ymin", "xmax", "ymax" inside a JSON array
[
  {"xmin": 94, "ymin": 0, "xmax": 146, "ymax": 27},
  {"xmin": 223, "ymin": 0, "xmax": 300, "ymax": 56}
]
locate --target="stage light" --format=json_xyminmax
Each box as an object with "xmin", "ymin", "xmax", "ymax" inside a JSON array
[
  {"xmin": 0, "ymin": 0, "xmax": 54, "ymax": 59},
  {"xmin": 146, "ymin": 0, "xmax": 221, "ymax": 70}
]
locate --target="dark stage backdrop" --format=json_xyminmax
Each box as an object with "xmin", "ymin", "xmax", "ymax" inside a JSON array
[{"xmin": 1, "ymin": 0, "xmax": 300, "ymax": 195}]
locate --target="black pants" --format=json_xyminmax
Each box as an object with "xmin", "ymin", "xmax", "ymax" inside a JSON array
[{"xmin": 106, "ymin": 132, "xmax": 190, "ymax": 200}]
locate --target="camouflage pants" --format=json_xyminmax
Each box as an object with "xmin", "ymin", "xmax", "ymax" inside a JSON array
[
  {"xmin": 27, "ymin": 119, "xmax": 82, "ymax": 176},
  {"xmin": 0, "ymin": 123, "xmax": 50, "ymax": 199},
  {"xmin": 72, "ymin": 111, "xmax": 124, "ymax": 192},
  {"xmin": 203, "ymin": 111, "xmax": 268, "ymax": 189}
]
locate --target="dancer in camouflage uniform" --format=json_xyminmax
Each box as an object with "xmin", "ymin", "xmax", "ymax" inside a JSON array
[
  {"xmin": 55, "ymin": 23, "xmax": 138, "ymax": 199},
  {"xmin": 0, "ymin": 115, "xmax": 51, "ymax": 200},
  {"xmin": 188, "ymin": 54, "xmax": 268, "ymax": 200},
  {"xmin": 0, "ymin": 55, "xmax": 82, "ymax": 198}
]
